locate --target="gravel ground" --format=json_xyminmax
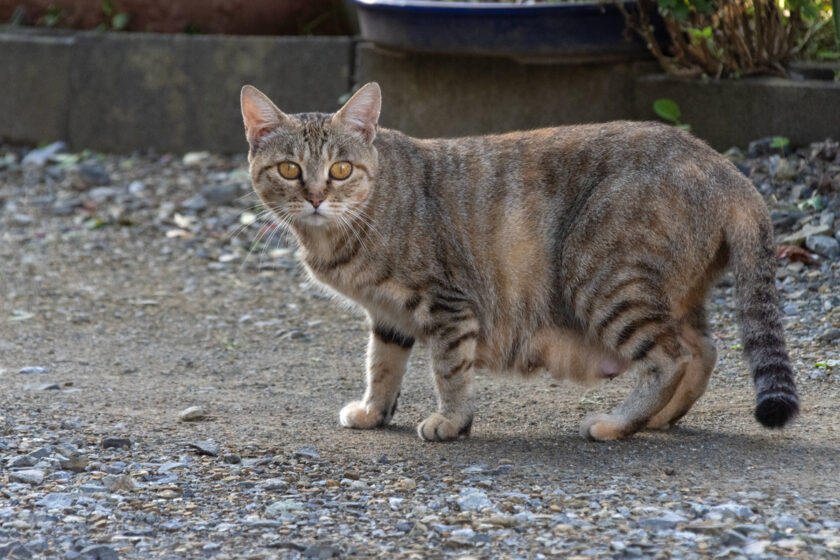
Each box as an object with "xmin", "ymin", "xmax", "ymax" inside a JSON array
[{"xmin": 1, "ymin": 139, "xmax": 840, "ymax": 559}]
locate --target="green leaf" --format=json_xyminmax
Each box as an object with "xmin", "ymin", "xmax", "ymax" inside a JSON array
[
  {"xmin": 101, "ymin": 0, "xmax": 114, "ymax": 16},
  {"xmin": 797, "ymin": 194, "xmax": 824, "ymax": 211},
  {"xmin": 770, "ymin": 136, "xmax": 790, "ymax": 149},
  {"xmin": 112, "ymin": 12, "xmax": 129, "ymax": 30},
  {"xmin": 677, "ymin": 123, "xmax": 692, "ymax": 131},
  {"xmin": 653, "ymin": 98, "xmax": 682, "ymax": 123}
]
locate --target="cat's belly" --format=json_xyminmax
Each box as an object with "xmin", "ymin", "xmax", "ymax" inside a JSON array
[{"xmin": 476, "ymin": 327, "xmax": 628, "ymax": 386}]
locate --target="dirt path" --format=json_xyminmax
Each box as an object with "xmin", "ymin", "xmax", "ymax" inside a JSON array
[{"xmin": 2, "ymin": 149, "xmax": 839, "ymax": 558}]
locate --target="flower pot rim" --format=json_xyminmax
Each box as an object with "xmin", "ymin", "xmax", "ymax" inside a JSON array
[{"xmin": 351, "ymin": 0, "xmax": 630, "ymax": 15}]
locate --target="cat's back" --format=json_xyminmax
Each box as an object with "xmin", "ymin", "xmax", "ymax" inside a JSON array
[{"xmin": 375, "ymin": 121, "xmax": 747, "ymax": 203}]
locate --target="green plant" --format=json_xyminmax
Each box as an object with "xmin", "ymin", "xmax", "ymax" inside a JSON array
[
  {"xmin": 44, "ymin": 4, "xmax": 63, "ymax": 27},
  {"xmin": 770, "ymin": 136, "xmax": 790, "ymax": 149},
  {"xmin": 833, "ymin": 0, "xmax": 840, "ymax": 49},
  {"xmin": 653, "ymin": 98, "xmax": 691, "ymax": 130},
  {"xmin": 97, "ymin": 0, "xmax": 129, "ymax": 31},
  {"xmin": 619, "ymin": 0, "xmax": 836, "ymax": 78}
]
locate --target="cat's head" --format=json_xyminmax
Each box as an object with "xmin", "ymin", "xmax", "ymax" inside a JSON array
[{"xmin": 240, "ymin": 83, "xmax": 381, "ymax": 229}]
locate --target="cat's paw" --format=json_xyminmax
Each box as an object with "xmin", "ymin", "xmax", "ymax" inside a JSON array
[
  {"xmin": 339, "ymin": 400, "xmax": 388, "ymax": 429},
  {"xmin": 417, "ymin": 412, "xmax": 473, "ymax": 442},
  {"xmin": 580, "ymin": 413, "xmax": 628, "ymax": 441}
]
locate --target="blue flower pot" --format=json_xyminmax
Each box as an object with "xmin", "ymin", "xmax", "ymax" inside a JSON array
[{"xmin": 350, "ymin": 0, "xmax": 657, "ymax": 61}]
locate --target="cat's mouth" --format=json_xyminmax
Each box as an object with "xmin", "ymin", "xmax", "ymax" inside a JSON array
[{"xmin": 297, "ymin": 211, "xmax": 329, "ymax": 227}]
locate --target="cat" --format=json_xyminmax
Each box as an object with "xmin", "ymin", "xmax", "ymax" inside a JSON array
[{"xmin": 240, "ymin": 82, "xmax": 798, "ymax": 442}]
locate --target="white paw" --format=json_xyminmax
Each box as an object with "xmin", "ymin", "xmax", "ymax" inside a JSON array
[
  {"xmin": 417, "ymin": 412, "xmax": 473, "ymax": 441},
  {"xmin": 339, "ymin": 401, "xmax": 383, "ymax": 429},
  {"xmin": 579, "ymin": 413, "xmax": 627, "ymax": 441}
]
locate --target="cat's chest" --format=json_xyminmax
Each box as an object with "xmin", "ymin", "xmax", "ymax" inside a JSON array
[{"xmin": 310, "ymin": 266, "xmax": 420, "ymax": 334}]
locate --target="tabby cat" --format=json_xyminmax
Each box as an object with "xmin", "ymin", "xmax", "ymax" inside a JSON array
[{"xmin": 240, "ymin": 82, "xmax": 798, "ymax": 441}]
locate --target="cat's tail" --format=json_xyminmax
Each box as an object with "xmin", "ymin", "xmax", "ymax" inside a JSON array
[{"xmin": 727, "ymin": 203, "xmax": 799, "ymax": 428}]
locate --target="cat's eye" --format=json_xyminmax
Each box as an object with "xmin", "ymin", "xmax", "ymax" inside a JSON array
[
  {"xmin": 329, "ymin": 161, "xmax": 353, "ymax": 180},
  {"xmin": 278, "ymin": 162, "xmax": 301, "ymax": 180}
]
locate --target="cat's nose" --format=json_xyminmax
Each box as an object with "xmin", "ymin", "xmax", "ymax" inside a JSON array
[{"xmin": 305, "ymin": 194, "xmax": 324, "ymax": 208}]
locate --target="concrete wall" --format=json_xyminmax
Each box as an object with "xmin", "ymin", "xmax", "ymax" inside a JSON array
[
  {"xmin": 355, "ymin": 44, "xmax": 658, "ymax": 138},
  {"xmin": 0, "ymin": 27, "xmax": 353, "ymax": 153},
  {"xmin": 635, "ymin": 74, "xmax": 840, "ymax": 151},
  {"xmin": 1, "ymin": 27, "xmax": 837, "ymax": 153}
]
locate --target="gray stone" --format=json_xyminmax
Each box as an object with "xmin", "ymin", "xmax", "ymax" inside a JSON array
[
  {"xmin": 59, "ymin": 454, "xmax": 88, "ymax": 473},
  {"xmin": 78, "ymin": 544, "xmax": 118, "ymax": 560},
  {"xmin": 6, "ymin": 455, "xmax": 36, "ymax": 468},
  {"xmin": 104, "ymin": 461, "xmax": 127, "ymax": 474},
  {"xmin": 18, "ymin": 366, "xmax": 48, "ymax": 374},
  {"xmin": 0, "ymin": 541, "xmax": 33, "ymax": 559},
  {"xmin": 188, "ymin": 440, "xmax": 220, "ymax": 456},
  {"xmin": 36, "ymin": 492, "xmax": 75, "ymax": 509},
  {"xmin": 294, "ymin": 446, "xmax": 320, "ymax": 460},
  {"xmin": 819, "ymin": 328, "xmax": 840, "ymax": 343},
  {"xmin": 178, "ymin": 406, "xmax": 206, "ymax": 421},
  {"xmin": 302, "ymin": 544, "xmax": 340, "ymax": 559},
  {"xmin": 157, "ymin": 462, "xmax": 187, "ymax": 474},
  {"xmin": 180, "ymin": 194, "xmax": 208, "ymax": 212},
  {"xmin": 69, "ymin": 162, "xmax": 111, "ymax": 189},
  {"xmin": 202, "ymin": 183, "xmax": 241, "ymax": 206},
  {"xmin": 709, "ymin": 502, "xmax": 753, "ymax": 519},
  {"xmin": 638, "ymin": 511, "xmax": 688, "ymax": 531},
  {"xmin": 773, "ymin": 513, "xmax": 805, "ymax": 530},
  {"xmin": 266, "ymin": 500, "xmax": 305, "ymax": 518},
  {"xmin": 26, "ymin": 446, "xmax": 53, "ymax": 460},
  {"xmin": 35, "ymin": 383, "xmax": 60, "ymax": 391},
  {"xmin": 10, "ymin": 214, "xmax": 34, "ymax": 226},
  {"xmin": 262, "ymin": 478, "xmax": 288, "ymax": 491},
  {"xmin": 21, "ymin": 141, "xmax": 67, "ymax": 166},
  {"xmin": 102, "ymin": 474, "xmax": 137, "ymax": 493},
  {"xmin": 101, "ymin": 437, "xmax": 131, "ymax": 449},
  {"xmin": 720, "ymin": 529, "xmax": 749, "ymax": 547},
  {"xmin": 780, "ymin": 224, "xmax": 832, "ymax": 246},
  {"xmin": 9, "ymin": 469, "xmax": 45, "ymax": 485},
  {"xmin": 457, "ymin": 489, "xmax": 493, "ymax": 512},
  {"xmin": 79, "ymin": 484, "xmax": 109, "ymax": 494},
  {"xmin": 747, "ymin": 137, "xmax": 789, "ymax": 158},
  {"xmin": 805, "ymin": 235, "xmax": 840, "ymax": 258},
  {"xmin": 783, "ymin": 303, "xmax": 799, "ymax": 315},
  {"xmin": 222, "ymin": 453, "xmax": 241, "ymax": 464}
]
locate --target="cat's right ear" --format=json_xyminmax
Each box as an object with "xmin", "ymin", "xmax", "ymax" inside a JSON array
[{"xmin": 240, "ymin": 85, "xmax": 289, "ymax": 147}]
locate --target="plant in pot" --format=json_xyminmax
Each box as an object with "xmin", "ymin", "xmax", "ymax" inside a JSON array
[{"xmin": 618, "ymin": 0, "xmax": 838, "ymax": 78}]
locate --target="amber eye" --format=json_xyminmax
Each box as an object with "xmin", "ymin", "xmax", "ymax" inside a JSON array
[
  {"xmin": 278, "ymin": 162, "xmax": 301, "ymax": 180},
  {"xmin": 329, "ymin": 161, "xmax": 353, "ymax": 180}
]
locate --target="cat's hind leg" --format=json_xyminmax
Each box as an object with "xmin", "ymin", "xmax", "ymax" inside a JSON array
[
  {"xmin": 646, "ymin": 306, "xmax": 717, "ymax": 430},
  {"xmin": 580, "ymin": 323, "xmax": 691, "ymax": 441},
  {"xmin": 417, "ymin": 315, "xmax": 479, "ymax": 441},
  {"xmin": 340, "ymin": 324, "xmax": 413, "ymax": 429}
]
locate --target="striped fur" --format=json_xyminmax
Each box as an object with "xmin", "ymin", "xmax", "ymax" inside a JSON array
[{"xmin": 241, "ymin": 83, "xmax": 798, "ymax": 441}]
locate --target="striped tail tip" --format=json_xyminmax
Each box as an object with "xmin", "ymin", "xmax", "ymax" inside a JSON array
[{"xmin": 755, "ymin": 393, "xmax": 799, "ymax": 428}]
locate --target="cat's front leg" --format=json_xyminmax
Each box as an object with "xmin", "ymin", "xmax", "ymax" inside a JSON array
[
  {"xmin": 418, "ymin": 319, "xmax": 479, "ymax": 442},
  {"xmin": 340, "ymin": 324, "xmax": 413, "ymax": 429}
]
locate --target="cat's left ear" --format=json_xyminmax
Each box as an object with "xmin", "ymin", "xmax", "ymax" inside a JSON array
[
  {"xmin": 331, "ymin": 82, "xmax": 381, "ymax": 144},
  {"xmin": 240, "ymin": 85, "xmax": 289, "ymax": 147}
]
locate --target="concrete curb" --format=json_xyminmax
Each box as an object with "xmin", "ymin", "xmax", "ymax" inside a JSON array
[
  {"xmin": 2, "ymin": 27, "xmax": 837, "ymax": 153},
  {"xmin": 0, "ymin": 26, "xmax": 354, "ymax": 153},
  {"xmin": 634, "ymin": 74, "xmax": 840, "ymax": 151}
]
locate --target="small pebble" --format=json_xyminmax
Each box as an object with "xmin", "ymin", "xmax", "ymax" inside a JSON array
[{"xmin": 178, "ymin": 406, "xmax": 206, "ymax": 421}]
